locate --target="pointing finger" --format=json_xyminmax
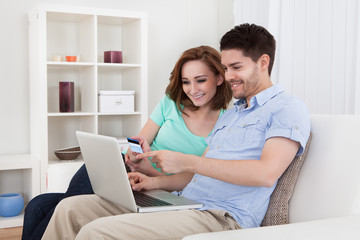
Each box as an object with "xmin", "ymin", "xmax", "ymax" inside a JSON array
[{"xmin": 135, "ymin": 151, "xmax": 158, "ymax": 160}]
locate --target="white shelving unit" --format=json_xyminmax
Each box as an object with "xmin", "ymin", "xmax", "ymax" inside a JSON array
[
  {"xmin": 0, "ymin": 154, "xmax": 40, "ymax": 228},
  {"xmin": 28, "ymin": 4, "xmax": 148, "ymax": 193}
]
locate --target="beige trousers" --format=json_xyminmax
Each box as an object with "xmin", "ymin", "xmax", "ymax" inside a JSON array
[{"xmin": 42, "ymin": 194, "xmax": 241, "ymax": 240}]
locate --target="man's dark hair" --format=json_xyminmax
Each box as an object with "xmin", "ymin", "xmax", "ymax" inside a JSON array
[{"xmin": 220, "ymin": 23, "xmax": 276, "ymax": 75}]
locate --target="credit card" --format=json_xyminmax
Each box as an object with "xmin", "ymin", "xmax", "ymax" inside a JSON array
[{"xmin": 127, "ymin": 138, "xmax": 143, "ymax": 153}]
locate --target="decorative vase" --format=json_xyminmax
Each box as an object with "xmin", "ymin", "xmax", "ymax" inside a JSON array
[
  {"xmin": 0, "ymin": 193, "xmax": 24, "ymax": 217},
  {"xmin": 104, "ymin": 51, "xmax": 122, "ymax": 63},
  {"xmin": 59, "ymin": 81, "xmax": 74, "ymax": 112}
]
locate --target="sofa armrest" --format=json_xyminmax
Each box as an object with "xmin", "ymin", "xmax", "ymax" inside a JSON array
[{"xmin": 182, "ymin": 215, "xmax": 360, "ymax": 240}]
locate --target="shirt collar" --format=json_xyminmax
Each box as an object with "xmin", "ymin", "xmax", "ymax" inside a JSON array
[{"xmin": 234, "ymin": 84, "xmax": 284, "ymax": 111}]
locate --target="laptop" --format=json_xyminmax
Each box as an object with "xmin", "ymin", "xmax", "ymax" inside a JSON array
[{"xmin": 76, "ymin": 131, "xmax": 203, "ymax": 213}]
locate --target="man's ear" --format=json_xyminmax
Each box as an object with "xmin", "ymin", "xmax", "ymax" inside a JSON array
[
  {"xmin": 258, "ymin": 54, "xmax": 270, "ymax": 72},
  {"xmin": 217, "ymin": 75, "xmax": 224, "ymax": 86}
]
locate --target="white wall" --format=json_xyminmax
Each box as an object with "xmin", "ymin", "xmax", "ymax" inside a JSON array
[
  {"xmin": 0, "ymin": 0, "xmax": 234, "ymax": 155},
  {"xmin": 234, "ymin": 0, "xmax": 360, "ymax": 115}
]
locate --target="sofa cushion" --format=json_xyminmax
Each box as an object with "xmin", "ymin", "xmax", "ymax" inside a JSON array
[
  {"xmin": 183, "ymin": 215, "xmax": 360, "ymax": 240},
  {"xmin": 261, "ymin": 133, "xmax": 312, "ymax": 226}
]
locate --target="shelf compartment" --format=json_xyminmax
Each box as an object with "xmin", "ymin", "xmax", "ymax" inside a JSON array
[
  {"xmin": 98, "ymin": 67, "xmax": 143, "ymax": 113},
  {"xmin": 97, "ymin": 16, "xmax": 143, "ymax": 64},
  {"xmin": 46, "ymin": 12, "xmax": 96, "ymax": 63},
  {"xmin": 47, "ymin": 65, "xmax": 96, "ymax": 113},
  {"xmin": 47, "ymin": 116, "xmax": 96, "ymax": 161},
  {"xmin": 47, "ymin": 160, "xmax": 84, "ymax": 193},
  {"xmin": 98, "ymin": 114, "xmax": 142, "ymax": 138},
  {"xmin": 0, "ymin": 154, "xmax": 40, "ymax": 228},
  {"xmin": 0, "ymin": 170, "xmax": 30, "ymax": 198}
]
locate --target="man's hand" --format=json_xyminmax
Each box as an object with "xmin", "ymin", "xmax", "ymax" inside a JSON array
[
  {"xmin": 135, "ymin": 150, "xmax": 190, "ymax": 174},
  {"xmin": 128, "ymin": 172, "xmax": 158, "ymax": 191},
  {"xmin": 135, "ymin": 137, "xmax": 300, "ymax": 187}
]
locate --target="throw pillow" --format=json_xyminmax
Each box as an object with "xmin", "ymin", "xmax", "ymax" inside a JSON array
[{"xmin": 261, "ymin": 132, "xmax": 312, "ymax": 226}]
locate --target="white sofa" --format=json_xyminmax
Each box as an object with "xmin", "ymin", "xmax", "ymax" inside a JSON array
[{"xmin": 184, "ymin": 114, "xmax": 360, "ymax": 240}]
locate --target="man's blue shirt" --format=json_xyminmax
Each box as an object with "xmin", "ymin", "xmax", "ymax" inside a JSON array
[{"xmin": 181, "ymin": 84, "xmax": 311, "ymax": 229}]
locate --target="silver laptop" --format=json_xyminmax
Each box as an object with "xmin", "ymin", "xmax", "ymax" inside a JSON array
[{"xmin": 76, "ymin": 131, "xmax": 203, "ymax": 213}]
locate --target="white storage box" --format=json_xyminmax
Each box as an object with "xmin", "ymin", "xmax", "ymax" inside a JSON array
[{"xmin": 98, "ymin": 91, "xmax": 135, "ymax": 113}]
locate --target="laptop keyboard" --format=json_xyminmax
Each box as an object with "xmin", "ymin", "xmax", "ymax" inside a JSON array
[{"xmin": 133, "ymin": 191, "xmax": 173, "ymax": 207}]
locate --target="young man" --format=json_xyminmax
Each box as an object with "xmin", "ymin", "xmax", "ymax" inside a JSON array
[{"xmin": 42, "ymin": 23, "xmax": 311, "ymax": 240}]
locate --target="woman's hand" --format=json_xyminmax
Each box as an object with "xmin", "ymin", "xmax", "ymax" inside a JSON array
[
  {"xmin": 126, "ymin": 136, "xmax": 152, "ymax": 162},
  {"xmin": 125, "ymin": 153, "xmax": 157, "ymax": 175},
  {"xmin": 125, "ymin": 136, "xmax": 162, "ymax": 176},
  {"xmin": 133, "ymin": 136, "xmax": 152, "ymax": 153}
]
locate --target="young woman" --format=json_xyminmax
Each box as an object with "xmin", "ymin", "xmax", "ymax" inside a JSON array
[{"xmin": 21, "ymin": 45, "xmax": 232, "ymax": 240}]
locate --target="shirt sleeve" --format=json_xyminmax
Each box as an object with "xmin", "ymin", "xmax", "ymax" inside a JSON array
[
  {"xmin": 265, "ymin": 99, "xmax": 311, "ymax": 155},
  {"xmin": 150, "ymin": 95, "xmax": 170, "ymax": 127}
]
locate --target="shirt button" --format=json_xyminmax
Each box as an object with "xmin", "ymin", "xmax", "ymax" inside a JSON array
[
  {"xmin": 193, "ymin": 179, "xmax": 197, "ymax": 183},
  {"xmin": 217, "ymin": 145, "xmax": 221, "ymax": 149},
  {"xmin": 243, "ymin": 123, "xmax": 247, "ymax": 127}
]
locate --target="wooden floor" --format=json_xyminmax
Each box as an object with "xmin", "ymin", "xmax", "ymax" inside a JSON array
[{"xmin": 0, "ymin": 227, "xmax": 22, "ymax": 240}]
